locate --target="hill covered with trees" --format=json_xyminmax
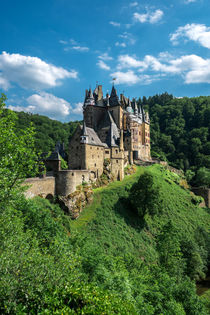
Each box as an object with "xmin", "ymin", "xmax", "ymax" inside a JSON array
[
  {"xmin": 0, "ymin": 93, "xmax": 210, "ymax": 313},
  {"xmin": 14, "ymin": 110, "xmax": 80, "ymax": 153},
  {"xmin": 140, "ymin": 93, "xmax": 210, "ymax": 186}
]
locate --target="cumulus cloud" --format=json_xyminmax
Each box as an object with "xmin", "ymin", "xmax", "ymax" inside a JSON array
[
  {"xmin": 109, "ymin": 21, "xmax": 121, "ymax": 27},
  {"xmin": 72, "ymin": 102, "xmax": 83, "ymax": 115},
  {"xmin": 134, "ymin": 9, "xmax": 164, "ymax": 24},
  {"xmin": 25, "ymin": 92, "xmax": 71, "ymax": 118},
  {"xmin": 97, "ymin": 53, "xmax": 112, "ymax": 70},
  {"xmin": 110, "ymin": 70, "xmax": 140, "ymax": 85},
  {"xmin": 0, "ymin": 74, "xmax": 10, "ymax": 90},
  {"xmin": 170, "ymin": 23, "xmax": 210, "ymax": 49},
  {"xmin": 119, "ymin": 32, "xmax": 136, "ymax": 45},
  {"xmin": 115, "ymin": 42, "xmax": 126, "ymax": 48},
  {"xmin": 8, "ymin": 92, "xmax": 71, "ymax": 119},
  {"xmin": 71, "ymin": 46, "xmax": 89, "ymax": 52},
  {"xmin": 98, "ymin": 53, "xmax": 113, "ymax": 61},
  {"xmin": 0, "ymin": 51, "xmax": 77, "ymax": 91},
  {"xmin": 117, "ymin": 55, "xmax": 146, "ymax": 69},
  {"xmin": 130, "ymin": 2, "xmax": 138, "ymax": 7},
  {"xmin": 116, "ymin": 53, "xmax": 210, "ymax": 84},
  {"xmin": 184, "ymin": 0, "xmax": 197, "ymax": 3},
  {"xmin": 97, "ymin": 60, "xmax": 110, "ymax": 71}
]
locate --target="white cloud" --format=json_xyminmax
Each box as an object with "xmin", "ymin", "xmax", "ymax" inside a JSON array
[
  {"xmin": 69, "ymin": 39, "xmax": 78, "ymax": 45},
  {"xmin": 26, "ymin": 92, "xmax": 71, "ymax": 118},
  {"xmin": 71, "ymin": 46, "xmax": 89, "ymax": 52},
  {"xmin": 134, "ymin": 9, "xmax": 164, "ymax": 24},
  {"xmin": 110, "ymin": 70, "xmax": 140, "ymax": 85},
  {"xmin": 117, "ymin": 54, "xmax": 146, "ymax": 69},
  {"xmin": 184, "ymin": 0, "xmax": 197, "ymax": 3},
  {"xmin": 130, "ymin": 2, "xmax": 138, "ymax": 7},
  {"xmin": 115, "ymin": 42, "xmax": 126, "ymax": 48},
  {"xmin": 119, "ymin": 32, "xmax": 136, "ymax": 45},
  {"xmin": 98, "ymin": 53, "xmax": 113, "ymax": 61},
  {"xmin": 109, "ymin": 21, "xmax": 121, "ymax": 27},
  {"xmin": 8, "ymin": 92, "xmax": 71, "ymax": 119},
  {"xmin": 59, "ymin": 40, "xmax": 68, "ymax": 45},
  {"xmin": 0, "ymin": 51, "xmax": 77, "ymax": 91},
  {"xmin": 170, "ymin": 23, "xmax": 210, "ymax": 49},
  {"xmin": 116, "ymin": 53, "xmax": 210, "ymax": 84},
  {"xmin": 0, "ymin": 74, "xmax": 10, "ymax": 90},
  {"xmin": 97, "ymin": 60, "xmax": 110, "ymax": 71},
  {"xmin": 72, "ymin": 102, "xmax": 83, "ymax": 115}
]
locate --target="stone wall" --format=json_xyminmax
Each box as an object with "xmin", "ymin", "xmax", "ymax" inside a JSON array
[
  {"xmin": 69, "ymin": 126, "xmax": 86, "ymax": 170},
  {"xmin": 23, "ymin": 177, "xmax": 55, "ymax": 199},
  {"xmin": 56, "ymin": 170, "xmax": 90, "ymax": 196},
  {"xmin": 191, "ymin": 187, "xmax": 210, "ymax": 208},
  {"xmin": 85, "ymin": 144, "xmax": 104, "ymax": 178},
  {"xmin": 110, "ymin": 147, "xmax": 124, "ymax": 180}
]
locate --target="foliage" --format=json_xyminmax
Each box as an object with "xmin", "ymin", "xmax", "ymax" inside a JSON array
[
  {"xmin": 0, "ymin": 94, "xmax": 38, "ymax": 202},
  {"xmin": 130, "ymin": 171, "xmax": 162, "ymax": 216},
  {"xmin": 12, "ymin": 109, "xmax": 80, "ymax": 154},
  {"xmin": 71, "ymin": 165, "xmax": 210, "ymax": 314},
  {"xmin": 1, "ymin": 93, "xmax": 210, "ymax": 313},
  {"xmin": 139, "ymin": 93, "xmax": 210, "ymax": 186},
  {"xmin": 193, "ymin": 167, "xmax": 210, "ymax": 187},
  {"xmin": 60, "ymin": 156, "xmax": 68, "ymax": 169}
]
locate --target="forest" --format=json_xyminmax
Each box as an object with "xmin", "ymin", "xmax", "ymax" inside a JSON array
[{"xmin": 0, "ymin": 93, "xmax": 210, "ymax": 313}]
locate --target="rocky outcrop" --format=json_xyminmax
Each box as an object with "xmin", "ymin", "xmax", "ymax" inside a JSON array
[{"xmin": 57, "ymin": 184, "xmax": 93, "ymax": 219}]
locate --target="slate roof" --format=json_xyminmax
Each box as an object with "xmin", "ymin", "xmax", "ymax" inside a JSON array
[{"xmin": 81, "ymin": 124, "xmax": 105, "ymax": 146}]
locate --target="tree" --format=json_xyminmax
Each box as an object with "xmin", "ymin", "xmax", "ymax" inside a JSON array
[
  {"xmin": 129, "ymin": 172, "xmax": 162, "ymax": 217},
  {"xmin": 0, "ymin": 94, "xmax": 38, "ymax": 203}
]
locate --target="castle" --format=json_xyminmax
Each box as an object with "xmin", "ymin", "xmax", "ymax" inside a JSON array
[
  {"xmin": 24, "ymin": 84, "xmax": 151, "ymax": 210},
  {"xmin": 69, "ymin": 84, "xmax": 150, "ymax": 181}
]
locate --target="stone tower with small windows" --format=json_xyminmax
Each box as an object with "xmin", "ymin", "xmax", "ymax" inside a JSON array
[{"xmin": 69, "ymin": 84, "xmax": 150, "ymax": 181}]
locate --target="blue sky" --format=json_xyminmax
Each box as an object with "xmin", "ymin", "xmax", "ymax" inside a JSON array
[{"xmin": 1, "ymin": 0, "xmax": 210, "ymax": 121}]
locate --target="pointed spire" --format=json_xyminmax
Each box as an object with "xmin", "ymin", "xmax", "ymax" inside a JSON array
[
  {"xmin": 126, "ymin": 98, "xmax": 133, "ymax": 114},
  {"xmin": 83, "ymin": 120, "xmax": 88, "ymax": 136},
  {"xmin": 106, "ymin": 93, "xmax": 110, "ymax": 106},
  {"xmin": 109, "ymin": 84, "xmax": 120, "ymax": 106},
  {"xmin": 133, "ymin": 98, "xmax": 138, "ymax": 116},
  {"xmin": 84, "ymin": 87, "xmax": 95, "ymax": 107},
  {"xmin": 81, "ymin": 120, "xmax": 89, "ymax": 143}
]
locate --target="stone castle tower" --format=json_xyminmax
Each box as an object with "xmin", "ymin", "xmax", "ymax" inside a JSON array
[{"xmin": 69, "ymin": 84, "xmax": 150, "ymax": 181}]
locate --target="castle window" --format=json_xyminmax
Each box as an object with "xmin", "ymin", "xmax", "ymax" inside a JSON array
[
  {"xmin": 97, "ymin": 147, "xmax": 99, "ymax": 150},
  {"xmin": 92, "ymin": 155, "xmax": 94, "ymax": 158},
  {"xmin": 115, "ymin": 149, "xmax": 118, "ymax": 154},
  {"xmin": 90, "ymin": 146, "xmax": 92, "ymax": 149},
  {"xmin": 116, "ymin": 160, "xmax": 118, "ymax": 163},
  {"xmin": 105, "ymin": 150, "xmax": 109, "ymax": 154},
  {"xmin": 94, "ymin": 163, "xmax": 96, "ymax": 167},
  {"xmin": 72, "ymin": 173, "xmax": 74, "ymax": 176}
]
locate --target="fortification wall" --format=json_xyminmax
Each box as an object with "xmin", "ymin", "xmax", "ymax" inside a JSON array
[
  {"xmin": 56, "ymin": 170, "xmax": 90, "ymax": 196},
  {"xmin": 23, "ymin": 177, "xmax": 55, "ymax": 199},
  {"xmin": 191, "ymin": 187, "xmax": 210, "ymax": 208}
]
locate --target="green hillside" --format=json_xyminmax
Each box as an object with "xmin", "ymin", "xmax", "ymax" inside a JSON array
[{"xmin": 1, "ymin": 163, "xmax": 209, "ymax": 314}]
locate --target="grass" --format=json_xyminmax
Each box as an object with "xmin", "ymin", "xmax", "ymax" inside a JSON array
[
  {"xmin": 70, "ymin": 166, "xmax": 144, "ymax": 232},
  {"xmin": 70, "ymin": 164, "xmax": 210, "ymax": 263}
]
